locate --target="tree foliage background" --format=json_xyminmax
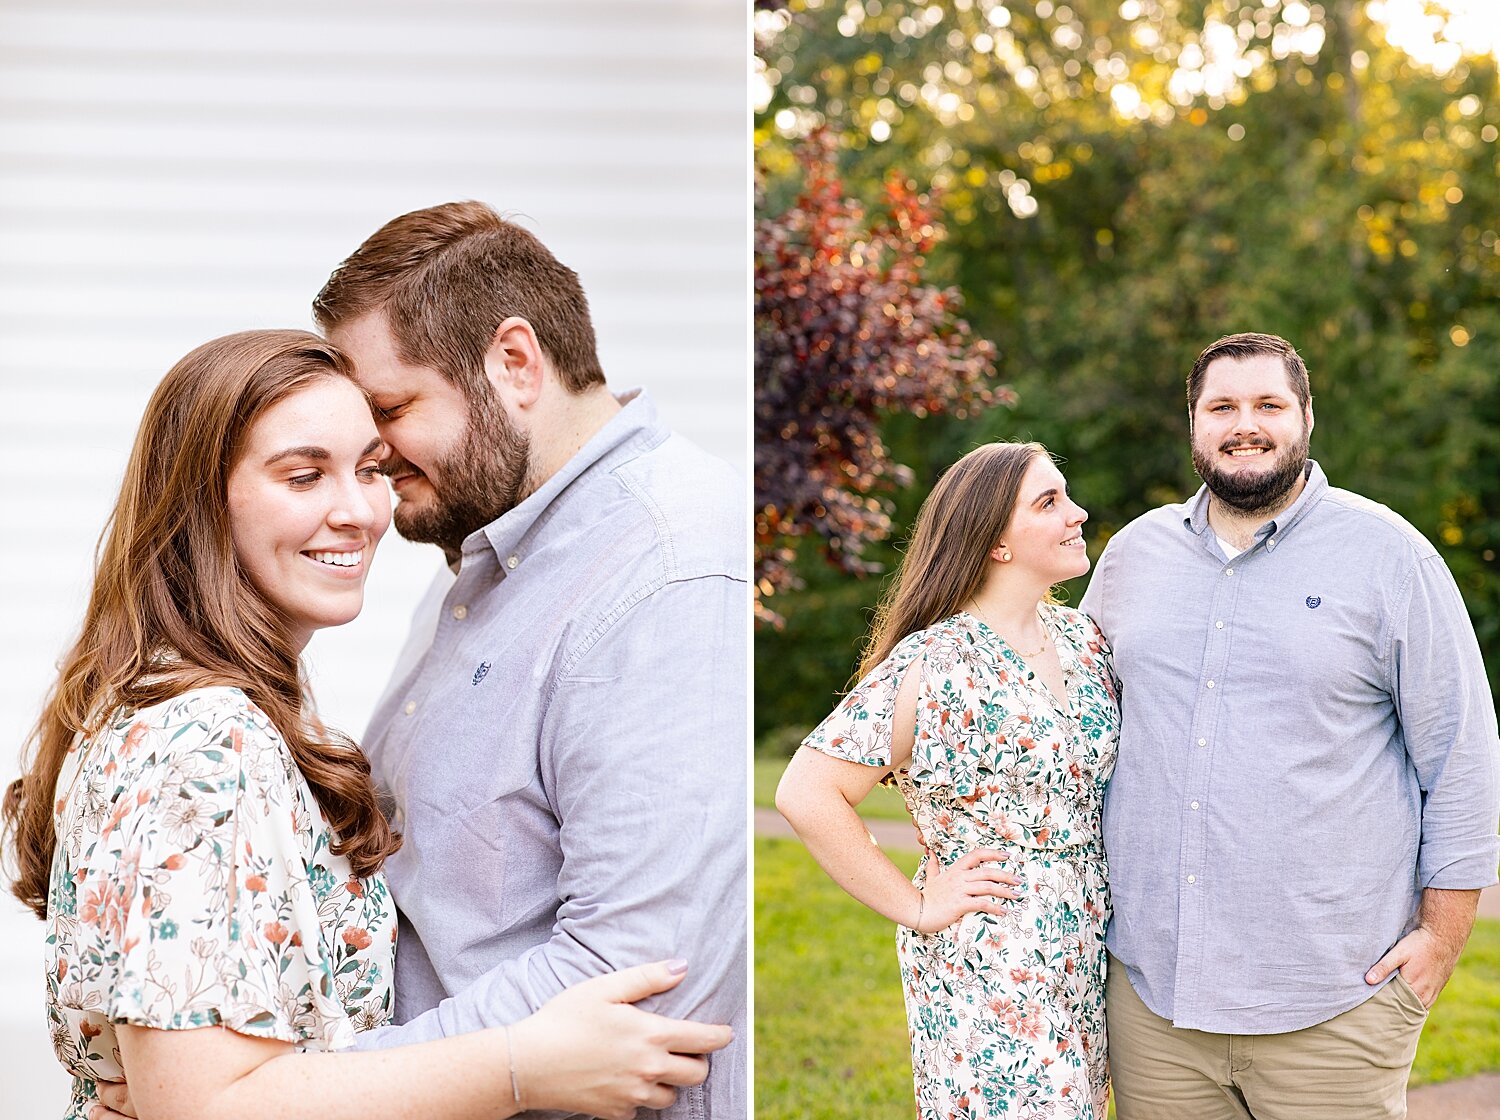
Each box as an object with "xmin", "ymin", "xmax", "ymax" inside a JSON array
[{"xmin": 755, "ymin": 0, "xmax": 1500, "ymax": 742}]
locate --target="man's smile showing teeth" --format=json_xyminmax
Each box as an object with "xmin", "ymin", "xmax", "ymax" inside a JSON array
[
  {"xmin": 305, "ymin": 549, "xmax": 364, "ymax": 567},
  {"xmin": 1227, "ymin": 447, "xmax": 1269, "ymax": 457}
]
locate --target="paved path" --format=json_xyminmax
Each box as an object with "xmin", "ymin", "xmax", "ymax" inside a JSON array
[{"xmin": 756, "ymin": 809, "xmax": 1500, "ymax": 1118}]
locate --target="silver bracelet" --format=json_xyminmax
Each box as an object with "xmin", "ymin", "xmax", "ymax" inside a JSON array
[
  {"xmin": 914, "ymin": 892, "xmax": 925, "ymax": 930},
  {"xmin": 502, "ymin": 1023, "xmax": 522, "ymax": 1106}
]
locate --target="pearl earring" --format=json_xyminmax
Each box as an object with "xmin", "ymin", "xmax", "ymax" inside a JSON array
[{"xmin": 1000, "ymin": 550, "xmax": 1012, "ymax": 562}]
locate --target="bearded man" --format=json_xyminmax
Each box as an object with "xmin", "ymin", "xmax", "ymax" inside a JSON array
[
  {"xmin": 1080, "ymin": 332, "xmax": 1499, "ymax": 1120},
  {"xmin": 315, "ymin": 201, "xmax": 746, "ymax": 1117}
]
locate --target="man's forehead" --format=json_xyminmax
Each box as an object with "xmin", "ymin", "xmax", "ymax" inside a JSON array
[
  {"xmin": 330, "ymin": 310, "xmax": 396, "ymax": 359},
  {"xmin": 1200, "ymin": 353, "xmax": 1296, "ymax": 398},
  {"xmin": 332, "ymin": 313, "xmax": 430, "ymax": 390}
]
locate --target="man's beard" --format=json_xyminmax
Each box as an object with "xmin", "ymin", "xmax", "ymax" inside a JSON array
[
  {"xmin": 1191, "ymin": 425, "xmax": 1310, "ymax": 517},
  {"xmin": 389, "ymin": 391, "xmax": 531, "ymax": 558}
]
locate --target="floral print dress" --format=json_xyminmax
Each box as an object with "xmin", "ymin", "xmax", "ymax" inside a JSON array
[
  {"xmin": 45, "ymin": 687, "xmax": 396, "ymax": 1120},
  {"xmin": 804, "ymin": 604, "xmax": 1119, "ymax": 1120}
]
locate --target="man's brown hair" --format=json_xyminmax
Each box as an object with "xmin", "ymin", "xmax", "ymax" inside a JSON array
[
  {"xmin": 313, "ymin": 200, "xmax": 605, "ymax": 394},
  {"xmin": 1188, "ymin": 332, "xmax": 1311, "ymax": 413}
]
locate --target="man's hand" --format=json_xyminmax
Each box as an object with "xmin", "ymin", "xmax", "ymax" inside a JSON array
[
  {"xmin": 1364, "ymin": 887, "xmax": 1480, "ymax": 1008},
  {"xmin": 88, "ymin": 1080, "xmax": 136, "ymax": 1120}
]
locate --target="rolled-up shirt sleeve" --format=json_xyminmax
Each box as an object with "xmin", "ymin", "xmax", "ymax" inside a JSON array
[{"xmin": 1389, "ymin": 553, "xmax": 1500, "ymax": 890}]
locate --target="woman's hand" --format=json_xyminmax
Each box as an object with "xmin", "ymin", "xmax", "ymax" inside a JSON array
[
  {"xmin": 912, "ymin": 848, "xmax": 1020, "ymax": 933},
  {"xmin": 511, "ymin": 959, "xmax": 733, "ymax": 1120}
]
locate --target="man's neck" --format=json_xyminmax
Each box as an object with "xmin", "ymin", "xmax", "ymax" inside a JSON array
[
  {"xmin": 522, "ymin": 385, "xmax": 623, "ymax": 499},
  {"xmin": 1206, "ymin": 473, "xmax": 1307, "ymax": 551}
]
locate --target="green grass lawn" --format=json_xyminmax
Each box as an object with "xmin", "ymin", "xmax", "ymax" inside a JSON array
[
  {"xmin": 754, "ymin": 755, "xmax": 912, "ymax": 821},
  {"xmin": 755, "ymin": 837, "xmax": 1500, "ymax": 1117}
]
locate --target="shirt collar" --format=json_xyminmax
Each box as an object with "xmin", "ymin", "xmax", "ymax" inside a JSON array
[
  {"xmin": 1183, "ymin": 459, "xmax": 1328, "ymax": 552},
  {"xmin": 458, "ymin": 387, "xmax": 661, "ymax": 569}
]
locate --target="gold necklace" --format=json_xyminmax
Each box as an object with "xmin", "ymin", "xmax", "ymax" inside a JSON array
[{"xmin": 967, "ymin": 601, "xmax": 1048, "ymax": 658}]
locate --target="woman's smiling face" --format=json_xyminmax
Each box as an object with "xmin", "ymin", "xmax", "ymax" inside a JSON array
[
  {"xmin": 226, "ymin": 375, "xmax": 391, "ymax": 650},
  {"xmin": 1001, "ymin": 454, "xmax": 1091, "ymax": 584}
]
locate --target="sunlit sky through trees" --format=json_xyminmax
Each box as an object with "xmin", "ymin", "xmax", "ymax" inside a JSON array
[{"xmin": 757, "ymin": 1, "xmax": 1500, "ymax": 137}]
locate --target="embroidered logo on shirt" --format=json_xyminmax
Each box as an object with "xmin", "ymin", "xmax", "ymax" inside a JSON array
[
  {"xmin": 1305, "ymin": 596, "xmax": 1322, "ymax": 609},
  {"xmin": 472, "ymin": 661, "xmax": 492, "ymax": 686}
]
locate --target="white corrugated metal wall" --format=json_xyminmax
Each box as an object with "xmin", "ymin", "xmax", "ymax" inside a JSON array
[{"xmin": 0, "ymin": 1, "xmax": 747, "ymax": 1109}]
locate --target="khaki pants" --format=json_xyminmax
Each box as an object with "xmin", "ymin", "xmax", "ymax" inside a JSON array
[{"xmin": 1108, "ymin": 955, "xmax": 1428, "ymax": 1120}]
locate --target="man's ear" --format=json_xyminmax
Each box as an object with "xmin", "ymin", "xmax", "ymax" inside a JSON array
[
  {"xmin": 1305, "ymin": 400, "xmax": 1315, "ymax": 434},
  {"xmin": 483, "ymin": 316, "xmax": 546, "ymax": 409}
]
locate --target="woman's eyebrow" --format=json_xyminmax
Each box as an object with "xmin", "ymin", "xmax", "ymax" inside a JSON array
[{"xmin": 264, "ymin": 445, "xmax": 329, "ymax": 466}]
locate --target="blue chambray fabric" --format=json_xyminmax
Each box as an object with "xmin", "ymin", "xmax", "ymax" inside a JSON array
[
  {"xmin": 1082, "ymin": 460, "xmax": 1500, "ymax": 1034},
  {"xmin": 352, "ymin": 390, "xmax": 747, "ymax": 1119}
]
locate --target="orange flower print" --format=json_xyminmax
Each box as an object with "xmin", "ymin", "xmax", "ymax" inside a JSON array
[
  {"xmin": 119, "ymin": 722, "xmax": 148, "ymax": 759},
  {"xmin": 346, "ymin": 879, "xmax": 365, "ymax": 898},
  {"xmin": 79, "ymin": 1021, "xmax": 103, "ymax": 1039},
  {"xmin": 163, "ymin": 854, "xmax": 186, "ymax": 871},
  {"xmin": 264, "ymin": 922, "xmax": 289, "ymax": 944},
  {"xmin": 244, "ymin": 875, "xmax": 267, "ymax": 893},
  {"xmin": 290, "ymin": 930, "xmax": 303, "ymax": 947},
  {"xmin": 342, "ymin": 927, "xmax": 373, "ymax": 951},
  {"xmin": 57, "ymin": 959, "xmax": 67, "ymax": 982},
  {"xmin": 79, "ymin": 883, "xmax": 109, "ymax": 929}
]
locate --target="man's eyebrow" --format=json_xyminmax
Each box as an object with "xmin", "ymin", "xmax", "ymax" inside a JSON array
[
  {"xmin": 1203, "ymin": 392, "xmax": 1292, "ymax": 404},
  {"xmin": 361, "ymin": 437, "xmax": 383, "ymax": 458}
]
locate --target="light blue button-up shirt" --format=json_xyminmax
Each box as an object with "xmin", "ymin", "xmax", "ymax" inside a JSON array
[
  {"xmin": 1081, "ymin": 461, "xmax": 1499, "ymax": 1034},
  {"xmin": 352, "ymin": 390, "xmax": 747, "ymax": 1118}
]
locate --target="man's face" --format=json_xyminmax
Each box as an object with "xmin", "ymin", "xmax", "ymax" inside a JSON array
[
  {"xmin": 330, "ymin": 311, "xmax": 531, "ymax": 557},
  {"xmin": 1190, "ymin": 353, "xmax": 1312, "ymax": 516}
]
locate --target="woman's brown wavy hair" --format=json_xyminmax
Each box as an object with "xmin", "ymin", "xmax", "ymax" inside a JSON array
[
  {"xmin": 859, "ymin": 441, "xmax": 1048, "ymax": 677},
  {"xmin": 3, "ymin": 329, "xmax": 401, "ymax": 919}
]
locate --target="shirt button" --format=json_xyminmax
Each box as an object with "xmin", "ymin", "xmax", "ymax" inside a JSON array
[
  {"xmin": 403, "ymin": 700, "xmax": 416, "ymax": 715},
  {"xmin": 1191, "ymin": 800, "xmax": 1200, "ymax": 810},
  {"xmin": 1215, "ymin": 621, "xmax": 1224, "ymax": 629},
  {"xmin": 506, "ymin": 555, "xmax": 519, "ymax": 570},
  {"xmin": 1187, "ymin": 875, "xmax": 1197, "ymax": 884},
  {"xmin": 1225, "ymin": 567, "xmax": 1234, "ymax": 576},
  {"xmin": 1206, "ymin": 680, "xmax": 1215, "ymax": 689},
  {"xmin": 452, "ymin": 605, "xmax": 468, "ymax": 620},
  {"xmin": 1198, "ymin": 737, "xmax": 1207, "ymax": 746},
  {"xmin": 1268, "ymin": 537, "xmax": 1277, "ymax": 546}
]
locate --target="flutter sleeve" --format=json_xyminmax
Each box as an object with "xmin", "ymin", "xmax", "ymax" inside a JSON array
[
  {"xmin": 800, "ymin": 632, "xmax": 934, "ymax": 767},
  {"xmin": 93, "ymin": 691, "xmax": 357, "ymax": 1050}
]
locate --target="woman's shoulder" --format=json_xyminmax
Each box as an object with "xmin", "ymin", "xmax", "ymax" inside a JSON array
[
  {"xmin": 126, "ymin": 686, "xmax": 281, "ymax": 740},
  {"xmin": 1043, "ymin": 601, "xmax": 1105, "ymax": 643},
  {"xmin": 884, "ymin": 614, "xmax": 991, "ymax": 677},
  {"xmin": 99, "ymin": 686, "xmax": 291, "ymax": 779},
  {"xmin": 895, "ymin": 613, "xmax": 979, "ymax": 653}
]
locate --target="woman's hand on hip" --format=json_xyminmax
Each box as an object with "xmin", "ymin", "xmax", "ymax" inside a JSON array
[{"xmin": 913, "ymin": 848, "xmax": 1020, "ymax": 933}]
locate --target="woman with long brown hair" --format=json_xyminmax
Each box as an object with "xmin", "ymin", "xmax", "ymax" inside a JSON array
[
  {"xmin": 3, "ymin": 330, "xmax": 727, "ymax": 1120},
  {"xmin": 776, "ymin": 441, "xmax": 1119, "ymax": 1120}
]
